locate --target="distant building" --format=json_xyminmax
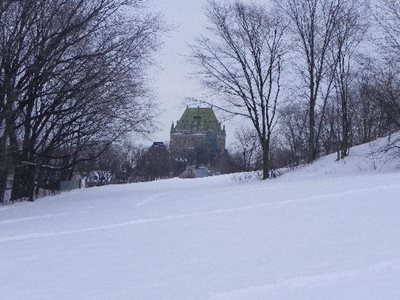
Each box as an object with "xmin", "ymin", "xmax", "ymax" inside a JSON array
[
  {"xmin": 179, "ymin": 166, "xmax": 212, "ymax": 179},
  {"xmin": 170, "ymin": 107, "xmax": 226, "ymax": 166},
  {"xmin": 135, "ymin": 142, "xmax": 170, "ymax": 181},
  {"xmin": 150, "ymin": 142, "xmax": 168, "ymax": 150}
]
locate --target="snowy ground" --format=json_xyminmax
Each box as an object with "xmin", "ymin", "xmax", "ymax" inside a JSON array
[{"xmin": 1, "ymin": 136, "xmax": 400, "ymax": 299}]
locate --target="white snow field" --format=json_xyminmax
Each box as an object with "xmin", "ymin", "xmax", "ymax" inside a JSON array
[{"xmin": 1, "ymin": 136, "xmax": 400, "ymax": 299}]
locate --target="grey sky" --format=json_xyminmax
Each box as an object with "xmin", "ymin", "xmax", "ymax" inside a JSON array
[{"xmin": 147, "ymin": 0, "xmax": 207, "ymax": 145}]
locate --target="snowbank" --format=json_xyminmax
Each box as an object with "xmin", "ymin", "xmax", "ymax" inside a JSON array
[
  {"xmin": 283, "ymin": 133, "xmax": 400, "ymax": 180},
  {"xmin": 1, "ymin": 136, "xmax": 400, "ymax": 299}
]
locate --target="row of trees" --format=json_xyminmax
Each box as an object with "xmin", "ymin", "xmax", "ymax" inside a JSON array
[
  {"xmin": 192, "ymin": 0, "xmax": 400, "ymax": 179},
  {"xmin": 0, "ymin": 0, "xmax": 163, "ymax": 202},
  {"xmin": 74, "ymin": 140, "xmax": 238, "ymax": 184}
]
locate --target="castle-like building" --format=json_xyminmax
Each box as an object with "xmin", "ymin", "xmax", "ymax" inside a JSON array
[{"xmin": 170, "ymin": 107, "xmax": 226, "ymax": 165}]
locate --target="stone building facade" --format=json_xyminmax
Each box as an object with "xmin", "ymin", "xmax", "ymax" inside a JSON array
[{"xmin": 170, "ymin": 107, "xmax": 226, "ymax": 165}]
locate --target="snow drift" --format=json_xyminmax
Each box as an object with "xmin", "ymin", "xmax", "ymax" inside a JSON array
[{"xmin": 1, "ymin": 135, "xmax": 400, "ymax": 299}]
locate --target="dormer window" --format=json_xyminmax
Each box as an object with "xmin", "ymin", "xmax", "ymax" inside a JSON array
[{"xmin": 193, "ymin": 116, "xmax": 202, "ymax": 130}]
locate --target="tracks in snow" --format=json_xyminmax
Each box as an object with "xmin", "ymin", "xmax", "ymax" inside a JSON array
[
  {"xmin": 210, "ymin": 259, "xmax": 400, "ymax": 299},
  {"xmin": 1, "ymin": 182, "xmax": 399, "ymax": 244}
]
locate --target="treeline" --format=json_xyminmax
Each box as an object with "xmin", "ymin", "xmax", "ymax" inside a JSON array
[
  {"xmin": 71, "ymin": 141, "xmax": 236, "ymax": 183},
  {"xmin": 0, "ymin": 0, "xmax": 163, "ymax": 202},
  {"xmin": 191, "ymin": 0, "xmax": 400, "ymax": 179}
]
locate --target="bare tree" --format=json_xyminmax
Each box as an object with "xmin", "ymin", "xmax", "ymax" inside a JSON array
[
  {"xmin": 190, "ymin": 1, "xmax": 286, "ymax": 179},
  {"xmin": 278, "ymin": 101, "xmax": 309, "ymax": 166},
  {"xmin": 364, "ymin": 67, "xmax": 400, "ymax": 132},
  {"xmin": 0, "ymin": 0, "xmax": 163, "ymax": 202},
  {"xmin": 232, "ymin": 126, "xmax": 260, "ymax": 171},
  {"xmin": 331, "ymin": 0, "xmax": 367, "ymax": 159},
  {"xmin": 277, "ymin": 0, "xmax": 345, "ymax": 162},
  {"xmin": 373, "ymin": 0, "xmax": 400, "ymax": 61},
  {"xmin": 352, "ymin": 1, "xmax": 400, "ymax": 151}
]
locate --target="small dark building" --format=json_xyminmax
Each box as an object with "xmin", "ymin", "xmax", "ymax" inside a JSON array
[{"xmin": 135, "ymin": 142, "xmax": 169, "ymax": 181}]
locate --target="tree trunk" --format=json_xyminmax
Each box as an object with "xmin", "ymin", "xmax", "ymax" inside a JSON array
[
  {"xmin": 10, "ymin": 137, "xmax": 37, "ymax": 202},
  {"xmin": 309, "ymin": 97, "xmax": 317, "ymax": 163},
  {"xmin": 0, "ymin": 169, "xmax": 8, "ymax": 204},
  {"xmin": 0, "ymin": 134, "xmax": 8, "ymax": 204},
  {"xmin": 11, "ymin": 162, "xmax": 36, "ymax": 202},
  {"xmin": 340, "ymin": 96, "xmax": 350, "ymax": 158},
  {"xmin": 261, "ymin": 139, "xmax": 270, "ymax": 180}
]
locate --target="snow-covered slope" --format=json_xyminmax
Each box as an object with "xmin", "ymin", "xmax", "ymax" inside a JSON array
[
  {"xmin": 1, "ymin": 137, "xmax": 400, "ymax": 299},
  {"xmin": 286, "ymin": 134, "xmax": 400, "ymax": 178}
]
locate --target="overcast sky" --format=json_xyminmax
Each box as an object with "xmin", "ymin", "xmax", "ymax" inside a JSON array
[
  {"xmin": 146, "ymin": 0, "xmax": 269, "ymax": 146},
  {"xmin": 146, "ymin": 0, "xmax": 207, "ymax": 145}
]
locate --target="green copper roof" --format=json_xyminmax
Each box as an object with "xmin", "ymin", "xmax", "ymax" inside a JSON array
[{"xmin": 174, "ymin": 107, "xmax": 222, "ymax": 132}]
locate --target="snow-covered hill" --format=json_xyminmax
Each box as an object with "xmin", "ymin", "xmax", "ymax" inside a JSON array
[
  {"xmin": 1, "ymin": 136, "xmax": 400, "ymax": 299},
  {"xmin": 286, "ymin": 134, "xmax": 400, "ymax": 178}
]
